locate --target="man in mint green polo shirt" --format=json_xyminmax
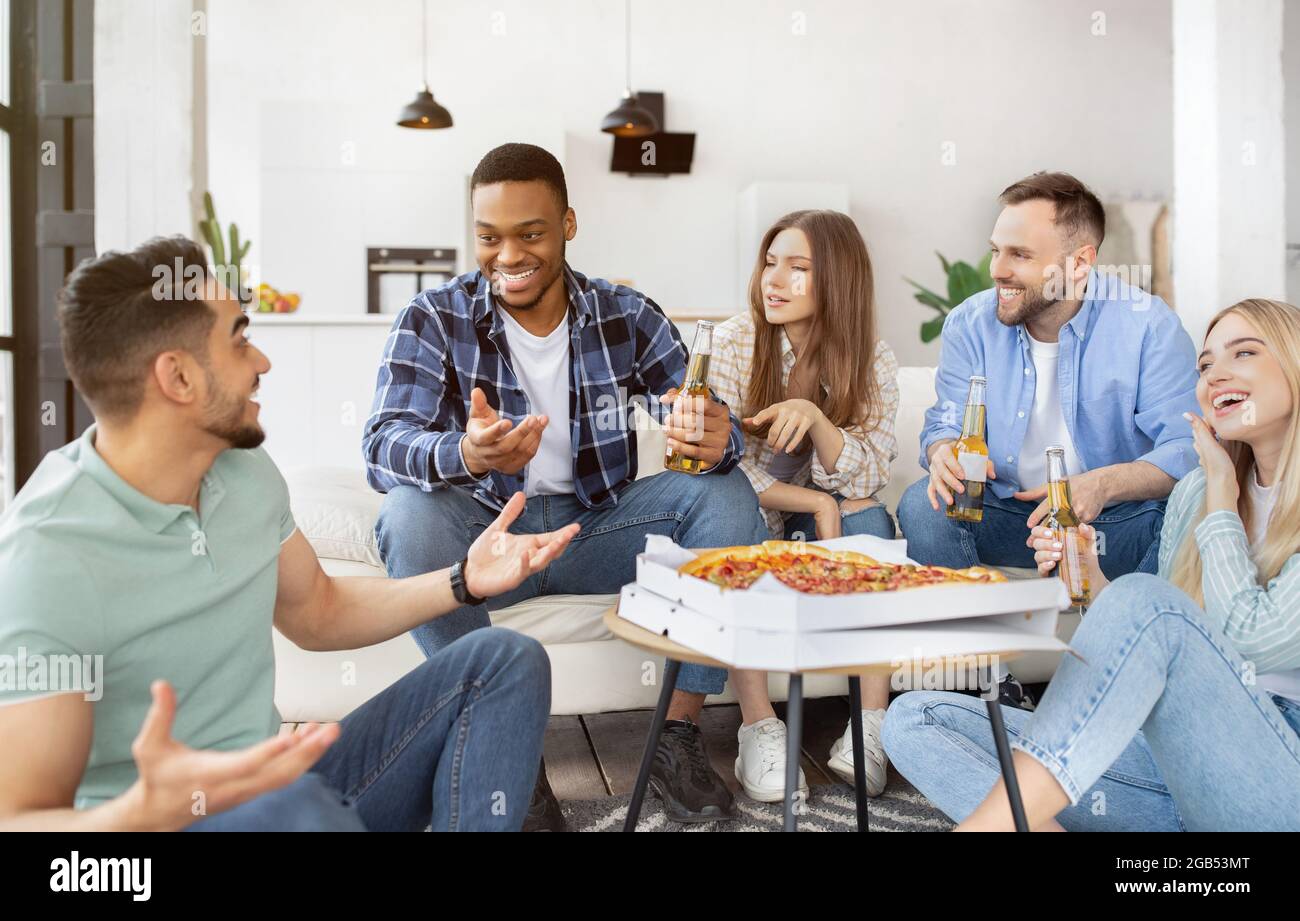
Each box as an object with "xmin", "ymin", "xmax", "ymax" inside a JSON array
[{"xmin": 0, "ymin": 236, "xmax": 579, "ymax": 831}]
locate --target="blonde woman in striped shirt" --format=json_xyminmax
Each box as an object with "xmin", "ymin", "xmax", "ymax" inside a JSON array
[
  {"xmin": 883, "ymin": 299, "xmax": 1300, "ymax": 830},
  {"xmin": 709, "ymin": 210, "xmax": 900, "ymax": 804}
]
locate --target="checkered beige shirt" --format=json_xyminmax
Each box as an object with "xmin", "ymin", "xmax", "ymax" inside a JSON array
[{"xmin": 711, "ymin": 313, "xmax": 899, "ymax": 538}]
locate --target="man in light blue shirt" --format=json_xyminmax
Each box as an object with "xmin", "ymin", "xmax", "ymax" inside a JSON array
[{"xmin": 899, "ymin": 172, "xmax": 1199, "ymax": 633}]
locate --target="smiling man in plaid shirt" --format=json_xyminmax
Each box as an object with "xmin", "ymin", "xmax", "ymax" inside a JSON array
[{"xmin": 363, "ymin": 144, "xmax": 769, "ymax": 827}]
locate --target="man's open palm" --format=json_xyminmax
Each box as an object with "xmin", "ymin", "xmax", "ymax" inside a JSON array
[
  {"xmin": 465, "ymin": 492, "xmax": 580, "ymax": 599},
  {"xmin": 129, "ymin": 680, "xmax": 339, "ymax": 830},
  {"xmin": 463, "ymin": 388, "xmax": 547, "ymax": 476}
]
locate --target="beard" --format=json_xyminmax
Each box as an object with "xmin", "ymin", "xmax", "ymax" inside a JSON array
[
  {"xmin": 201, "ymin": 370, "xmax": 265, "ymax": 449},
  {"xmin": 996, "ymin": 274, "xmax": 1065, "ymax": 327},
  {"xmin": 996, "ymin": 284, "xmax": 1053, "ymax": 327}
]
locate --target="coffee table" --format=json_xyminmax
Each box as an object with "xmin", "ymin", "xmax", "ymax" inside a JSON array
[{"xmin": 603, "ymin": 606, "xmax": 1031, "ymax": 832}]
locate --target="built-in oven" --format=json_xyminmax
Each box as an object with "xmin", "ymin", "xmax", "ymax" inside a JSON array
[{"xmin": 366, "ymin": 247, "xmax": 458, "ymax": 314}]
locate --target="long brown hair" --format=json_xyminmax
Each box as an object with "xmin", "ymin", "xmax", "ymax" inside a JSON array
[
  {"xmin": 1168, "ymin": 298, "xmax": 1300, "ymax": 604},
  {"xmin": 745, "ymin": 210, "xmax": 881, "ymax": 431}
]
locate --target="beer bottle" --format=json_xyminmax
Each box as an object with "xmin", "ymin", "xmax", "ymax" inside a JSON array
[
  {"xmin": 1045, "ymin": 445, "xmax": 1092, "ymax": 606},
  {"xmin": 665, "ymin": 321, "xmax": 714, "ymax": 475},
  {"xmin": 947, "ymin": 375, "xmax": 988, "ymax": 522}
]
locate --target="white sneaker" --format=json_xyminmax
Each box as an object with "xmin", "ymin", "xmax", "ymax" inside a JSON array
[
  {"xmin": 827, "ymin": 709, "xmax": 889, "ymax": 797},
  {"xmin": 734, "ymin": 717, "xmax": 809, "ymax": 803}
]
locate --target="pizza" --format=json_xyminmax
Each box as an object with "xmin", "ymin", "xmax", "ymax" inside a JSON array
[{"xmin": 679, "ymin": 540, "xmax": 1006, "ymax": 595}]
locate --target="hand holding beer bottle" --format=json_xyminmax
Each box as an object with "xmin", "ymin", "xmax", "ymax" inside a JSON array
[
  {"xmin": 1029, "ymin": 445, "xmax": 1104, "ymax": 607},
  {"xmin": 663, "ymin": 321, "xmax": 730, "ymax": 473},
  {"xmin": 927, "ymin": 375, "xmax": 997, "ymax": 518},
  {"xmin": 1029, "ymin": 521, "xmax": 1109, "ymax": 603}
]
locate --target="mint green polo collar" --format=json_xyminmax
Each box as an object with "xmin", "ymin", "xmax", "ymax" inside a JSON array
[{"xmin": 75, "ymin": 424, "xmax": 228, "ymax": 534}]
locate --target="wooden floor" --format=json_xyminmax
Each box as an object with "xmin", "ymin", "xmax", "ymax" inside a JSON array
[{"xmin": 542, "ymin": 696, "xmax": 855, "ymax": 799}]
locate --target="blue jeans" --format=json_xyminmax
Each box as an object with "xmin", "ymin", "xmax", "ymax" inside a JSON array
[
  {"xmin": 187, "ymin": 628, "xmax": 550, "ymax": 831},
  {"xmin": 896, "ymin": 475, "xmax": 1163, "ymax": 579},
  {"xmin": 375, "ymin": 468, "xmax": 770, "ymax": 697},
  {"xmin": 882, "ymin": 573, "xmax": 1300, "ymax": 831}
]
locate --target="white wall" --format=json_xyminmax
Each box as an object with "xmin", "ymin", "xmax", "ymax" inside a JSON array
[
  {"xmin": 94, "ymin": 0, "xmax": 197, "ymax": 253},
  {"xmin": 200, "ymin": 0, "xmax": 1175, "ymax": 367},
  {"xmin": 1173, "ymin": 0, "xmax": 1286, "ymax": 343}
]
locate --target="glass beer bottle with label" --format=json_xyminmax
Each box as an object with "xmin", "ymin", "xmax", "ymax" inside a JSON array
[
  {"xmin": 947, "ymin": 375, "xmax": 988, "ymax": 522},
  {"xmin": 1045, "ymin": 445, "xmax": 1092, "ymax": 606},
  {"xmin": 665, "ymin": 320, "xmax": 715, "ymax": 475}
]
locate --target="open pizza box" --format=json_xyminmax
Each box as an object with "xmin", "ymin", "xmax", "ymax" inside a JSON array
[
  {"xmin": 617, "ymin": 582, "xmax": 1074, "ymax": 672},
  {"xmin": 633, "ymin": 533, "xmax": 1074, "ymax": 633}
]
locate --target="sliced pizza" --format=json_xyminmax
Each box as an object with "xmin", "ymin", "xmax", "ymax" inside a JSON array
[{"xmin": 680, "ymin": 541, "xmax": 1006, "ymax": 595}]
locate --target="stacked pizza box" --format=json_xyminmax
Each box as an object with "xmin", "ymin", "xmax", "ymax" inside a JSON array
[{"xmin": 618, "ymin": 534, "xmax": 1079, "ymax": 672}]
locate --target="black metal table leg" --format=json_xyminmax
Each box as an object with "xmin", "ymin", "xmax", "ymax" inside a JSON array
[
  {"xmin": 984, "ymin": 668, "xmax": 1029, "ymax": 832},
  {"xmin": 783, "ymin": 673, "xmax": 804, "ymax": 832},
  {"xmin": 847, "ymin": 675, "xmax": 869, "ymax": 832},
  {"xmin": 624, "ymin": 657, "xmax": 682, "ymax": 832}
]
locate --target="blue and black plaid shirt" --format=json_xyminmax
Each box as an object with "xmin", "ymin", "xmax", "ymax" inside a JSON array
[{"xmin": 363, "ymin": 265, "xmax": 744, "ymax": 509}]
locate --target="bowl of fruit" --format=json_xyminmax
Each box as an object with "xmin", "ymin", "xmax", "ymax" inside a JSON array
[{"xmin": 256, "ymin": 283, "xmax": 301, "ymax": 313}]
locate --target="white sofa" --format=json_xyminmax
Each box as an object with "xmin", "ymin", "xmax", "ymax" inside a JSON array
[{"xmin": 273, "ymin": 367, "xmax": 1079, "ymax": 722}]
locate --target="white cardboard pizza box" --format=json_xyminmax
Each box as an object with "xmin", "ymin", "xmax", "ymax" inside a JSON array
[
  {"xmin": 634, "ymin": 533, "xmax": 1073, "ymax": 633},
  {"xmin": 616, "ymin": 582, "xmax": 1075, "ymax": 672}
]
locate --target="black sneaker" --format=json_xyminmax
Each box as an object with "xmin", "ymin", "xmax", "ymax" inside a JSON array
[
  {"xmin": 522, "ymin": 760, "xmax": 567, "ymax": 832},
  {"xmin": 997, "ymin": 673, "xmax": 1037, "ymax": 712},
  {"xmin": 648, "ymin": 718, "xmax": 734, "ymax": 823}
]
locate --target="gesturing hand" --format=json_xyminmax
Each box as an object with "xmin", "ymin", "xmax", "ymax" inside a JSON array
[
  {"xmin": 464, "ymin": 492, "xmax": 580, "ymax": 599},
  {"xmin": 743, "ymin": 399, "xmax": 822, "ymax": 454},
  {"xmin": 1017, "ymin": 468, "xmax": 1110, "ymax": 528},
  {"xmin": 661, "ymin": 389, "xmax": 730, "ymax": 470},
  {"xmin": 127, "ymin": 680, "xmax": 339, "ymax": 831},
  {"xmin": 462, "ymin": 387, "xmax": 547, "ymax": 476}
]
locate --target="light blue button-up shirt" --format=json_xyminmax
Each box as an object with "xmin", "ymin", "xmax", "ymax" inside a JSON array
[{"xmin": 919, "ymin": 270, "xmax": 1200, "ymax": 499}]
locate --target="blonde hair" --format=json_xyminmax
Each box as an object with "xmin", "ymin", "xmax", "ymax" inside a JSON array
[{"xmin": 1168, "ymin": 299, "xmax": 1300, "ymax": 604}]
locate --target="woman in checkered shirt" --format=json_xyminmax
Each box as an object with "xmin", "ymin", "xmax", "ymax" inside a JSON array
[{"xmin": 711, "ymin": 210, "xmax": 901, "ymax": 805}]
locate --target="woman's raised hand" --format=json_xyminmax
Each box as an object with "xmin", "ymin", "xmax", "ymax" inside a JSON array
[{"xmin": 743, "ymin": 399, "xmax": 823, "ymax": 454}]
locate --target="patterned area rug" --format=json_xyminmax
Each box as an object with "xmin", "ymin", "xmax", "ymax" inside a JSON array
[{"xmin": 561, "ymin": 778, "xmax": 954, "ymax": 832}]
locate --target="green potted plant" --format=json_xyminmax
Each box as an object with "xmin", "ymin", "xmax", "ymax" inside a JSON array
[
  {"xmin": 199, "ymin": 191, "xmax": 251, "ymax": 305},
  {"xmin": 905, "ymin": 251, "xmax": 993, "ymax": 343}
]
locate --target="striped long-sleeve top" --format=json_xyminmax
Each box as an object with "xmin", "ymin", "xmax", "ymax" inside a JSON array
[{"xmin": 1157, "ymin": 466, "xmax": 1300, "ymax": 685}]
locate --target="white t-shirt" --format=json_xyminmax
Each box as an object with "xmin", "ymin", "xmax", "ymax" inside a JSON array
[
  {"xmin": 498, "ymin": 309, "xmax": 574, "ymax": 497},
  {"xmin": 1017, "ymin": 330, "xmax": 1085, "ymax": 488},
  {"xmin": 1246, "ymin": 468, "xmax": 1300, "ymax": 703}
]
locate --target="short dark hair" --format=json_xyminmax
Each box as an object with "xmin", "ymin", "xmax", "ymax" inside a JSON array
[
  {"xmin": 58, "ymin": 235, "xmax": 217, "ymax": 421},
  {"xmin": 470, "ymin": 143, "xmax": 569, "ymax": 211},
  {"xmin": 999, "ymin": 171, "xmax": 1105, "ymax": 248}
]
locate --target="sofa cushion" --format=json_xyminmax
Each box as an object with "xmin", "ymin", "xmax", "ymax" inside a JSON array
[
  {"xmin": 284, "ymin": 466, "xmax": 384, "ymax": 567},
  {"xmin": 301, "ymin": 552, "xmax": 621, "ymax": 647},
  {"xmin": 490, "ymin": 592, "xmax": 620, "ymax": 645},
  {"xmin": 879, "ymin": 365, "xmax": 936, "ymax": 515}
]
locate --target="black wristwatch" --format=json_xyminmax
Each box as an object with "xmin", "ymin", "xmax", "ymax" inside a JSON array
[{"xmin": 450, "ymin": 558, "xmax": 486, "ymax": 606}]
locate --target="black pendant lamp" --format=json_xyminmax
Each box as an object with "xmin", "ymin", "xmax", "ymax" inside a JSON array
[
  {"xmin": 600, "ymin": 0, "xmax": 658, "ymax": 137},
  {"xmin": 397, "ymin": 0, "xmax": 453, "ymax": 130}
]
